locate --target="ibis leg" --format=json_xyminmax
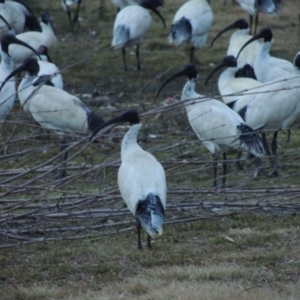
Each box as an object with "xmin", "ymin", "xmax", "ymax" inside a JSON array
[
  {"xmin": 249, "ymin": 14, "xmax": 253, "ymax": 35},
  {"xmin": 235, "ymin": 151, "xmax": 244, "ymax": 170},
  {"xmin": 147, "ymin": 234, "xmax": 151, "ymax": 249},
  {"xmin": 56, "ymin": 137, "xmax": 68, "ymax": 179},
  {"xmin": 261, "ymin": 133, "xmax": 271, "ymax": 156},
  {"xmin": 66, "ymin": 7, "xmax": 72, "ymax": 25},
  {"xmin": 122, "ymin": 47, "xmax": 128, "ymax": 71},
  {"xmin": 190, "ymin": 46, "xmax": 195, "ymax": 63},
  {"xmin": 286, "ymin": 129, "xmax": 291, "ymax": 143},
  {"xmin": 212, "ymin": 154, "xmax": 218, "ymax": 188},
  {"xmin": 136, "ymin": 44, "xmax": 141, "ymax": 70},
  {"xmin": 222, "ymin": 152, "xmax": 227, "ymax": 188},
  {"xmin": 72, "ymin": 0, "xmax": 82, "ymax": 26},
  {"xmin": 136, "ymin": 217, "xmax": 143, "ymax": 250},
  {"xmin": 270, "ymin": 131, "xmax": 279, "ymax": 176},
  {"xmin": 254, "ymin": 12, "xmax": 259, "ymax": 35}
]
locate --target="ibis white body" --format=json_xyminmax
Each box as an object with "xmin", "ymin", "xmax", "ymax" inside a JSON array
[
  {"xmin": 35, "ymin": 60, "xmax": 64, "ymax": 90},
  {"xmin": 241, "ymin": 74, "xmax": 300, "ymax": 132},
  {"xmin": 0, "ymin": 0, "xmax": 32, "ymax": 35},
  {"xmin": 112, "ymin": 5, "xmax": 151, "ymax": 49},
  {"xmin": 169, "ymin": 0, "xmax": 213, "ymax": 49},
  {"xmin": 9, "ymin": 21, "xmax": 57, "ymax": 67},
  {"xmin": 181, "ymin": 78, "xmax": 262, "ymax": 156},
  {"xmin": 118, "ymin": 123, "xmax": 166, "ymax": 237},
  {"xmin": 0, "ymin": 46, "xmax": 16, "ymax": 121},
  {"xmin": 253, "ymin": 41, "xmax": 299, "ymax": 83}
]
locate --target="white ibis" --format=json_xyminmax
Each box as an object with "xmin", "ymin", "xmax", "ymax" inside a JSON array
[
  {"xmin": 61, "ymin": 0, "xmax": 82, "ymax": 26},
  {"xmin": 90, "ymin": 110, "xmax": 166, "ymax": 249},
  {"xmin": 232, "ymin": 72, "xmax": 300, "ymax": 176},
  {"xmin": 169, "ymin": 0, "xmax": 213, "ymax": 63},
  {"xmin": 0, "ymin": 0, "xmax": 40, "ymax": 35},
  {"xmin": 0, "ymin": 34, "xmax": 41, "ymax": 121},
  {"xmin": 156, "ymin": 64, "xmax": 264, "ymax": 187},
  {"xmin": 0, "ymin": 58, "xmax": 105, "ymax": 179},
  {"xmin": 112, "ymin": 0, "xmax": 166, "ymax": 70},
  {"xmin": 236, "ymin": 0, "xmax": 280, "ymax": 34},
  {"xmin": 210, "ymin": 18, "xmax": 260, "ymax": 69},
  {"xmin": 8, "ymin": 11, "xmax": 57, "ymax": 67},
  {"xmin": 237, "ymin": 27, "xmax": 299, "ymax": 83}
]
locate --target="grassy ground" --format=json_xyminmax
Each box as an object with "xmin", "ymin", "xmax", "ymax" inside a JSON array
[{"xmin": 1, "ymin": 0, "xmax": 300, "ymax": 298}]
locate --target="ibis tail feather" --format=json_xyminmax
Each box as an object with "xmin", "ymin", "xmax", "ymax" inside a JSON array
[
  {"xmin": 237, "ymin": 124, "xmax": 264, "ymax": 157},
  {"xmin": 136, "ymin": 193, "xmax": 165, "ymax": 238}
]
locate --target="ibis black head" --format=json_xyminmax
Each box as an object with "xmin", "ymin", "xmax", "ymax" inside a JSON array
[
  {"xmin": 293, "ymin": 52, "xmax": 300, "ymax": 69},
  {"xmin": 41, "ymin": 11, "xmax": 52, "ymax": 26},
  {"xmin": 1, "ymin": 34, "xmax": 42, "ymax": 60},
  {"xmin": 234, "ymin": 64, "xmax": 257, "ymax": 80},
  {"xmin": 38, "ymin": 45, "xmax": 52, "ymax": 62},
  {"xmin": 90, "ymin": 109, "xmax": 140, "ymax": 141},
  {"xmin": 140, "ymin": 0, "xmax": 166, "ymax": 28},
  {"xmin": 0, "ymin": 14, "xmax": 11, "ymax": 31},
  {"xmin": 0, "ymin": 58, "xmax": 40, "ymax": 92},
  {"xmin": 156, "ymin": 64, "xmax": 198, "ymax": 97},
  {"xmin": 210, "ymin": 18, "xmax": 249, "ymax": 48},
  {"xmin": 236, "ymin": 27, "xmax": 273, "ymax": 60},
  {"xmin": 205, "ymin": 56, "xmax": 237, "ymax": 86}
]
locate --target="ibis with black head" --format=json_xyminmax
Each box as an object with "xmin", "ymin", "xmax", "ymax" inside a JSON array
[
  {"xmin": 91, "ymin": 109, "xmax": 166, "ymax": 250},
  {"xmin": 0, "ymin": 58, "xmax": 105, "ymax": 179},
  {"xmin": 157, "ymin": 64, "xmax": 264, "ymax": 187},
  {"xmin": 168, "ymin": 0, "xmax": 213, "ymax": 63},
  {"xmin": 112, "ymin": 0, "xmax": 166, "ymax": 70}
]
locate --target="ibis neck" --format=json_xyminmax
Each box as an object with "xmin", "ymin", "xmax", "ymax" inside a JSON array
[
  {"xmin": 18, "ymin": 73, "xmax": 36, "ymax": 106},
  {"xmin": 181, "ymin": 79, "xmax": 201, "ymax": 104},
  {"xmin": 259, "ymin": 41, "xmax": 272, "ymax": 59},
  {"xmin": 0, "ymin": 50, "xmax": 14, "ymax": 75},
  {"xmin": 121, "ymin": 123, "xmax": 142, "ymax": 159},
  {"xmin": 218, "ymin": 67, "xmax": 236, "ymax": 91}
]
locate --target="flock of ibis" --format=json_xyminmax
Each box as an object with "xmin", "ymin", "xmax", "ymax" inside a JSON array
[{"xmin": 0, "ymin": 0, "xmax": 298, "ymax": 249}]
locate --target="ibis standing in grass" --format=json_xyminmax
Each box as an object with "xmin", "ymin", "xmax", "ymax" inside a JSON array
[
  {"xmin": 236, "ymin": 0, "xmax": 280, "ymax": 34},
  {"xmin": 168, "ymin": 0, "xmax": 213, "ymax": 63},
  {"xmin": 156, "ymin": 64, "xmax": 264, "ymax": 187},
  {"xmin": 0, "ymin": 58, "xmax": 105, "ymax": 179},
  {"xmin": 0, "ymin": 33, "xmax": 42, "ymax": 121},
  {"xmin": 112, "ymin": 0, "xmax": 166, "ymax": 70},
  {"xmin": 90, "ymin": 110, "xmax": 166, "ymax": 249}
]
